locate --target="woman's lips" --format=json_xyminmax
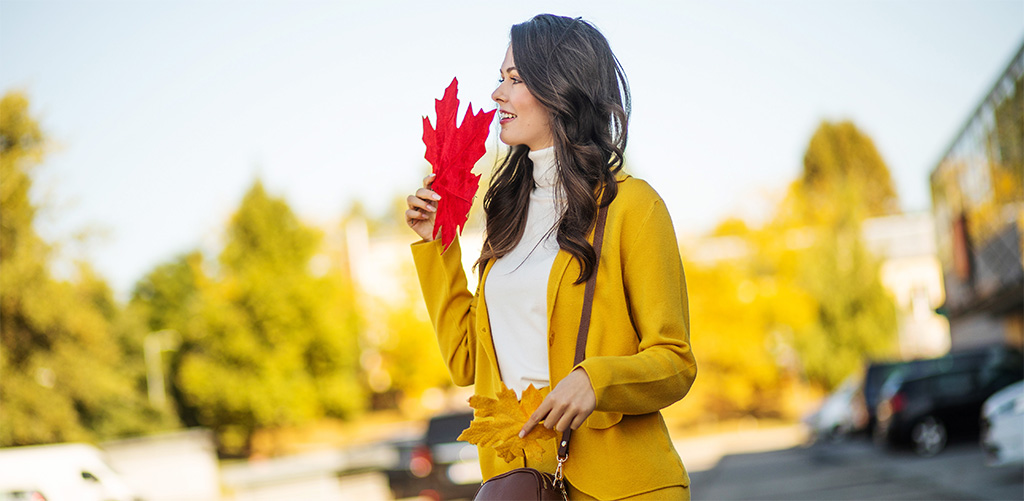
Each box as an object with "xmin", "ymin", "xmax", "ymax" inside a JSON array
[{"xmin": 499, "ymin": 110, "xmax": 516, "ymax": 124}]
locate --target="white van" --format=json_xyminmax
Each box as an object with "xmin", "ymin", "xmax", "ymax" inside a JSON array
[{"xmin": 0, "ymin": 443, "xmax": 138, "ymax": 501}]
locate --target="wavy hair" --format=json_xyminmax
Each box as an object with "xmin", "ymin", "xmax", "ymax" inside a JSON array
[{"xmin": 476, "ymin": 14, "xmax": 631, "ymax": 284}]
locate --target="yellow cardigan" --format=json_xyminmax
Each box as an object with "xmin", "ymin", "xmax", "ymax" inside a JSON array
[{"xmin": 411, "ymin": 174, "xmax": 697, "ymax": 499}]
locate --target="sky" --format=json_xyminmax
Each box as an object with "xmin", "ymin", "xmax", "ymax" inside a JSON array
[{"xmin": 2, "ymin": 0, "xmax": 1022, "ymax": 300}]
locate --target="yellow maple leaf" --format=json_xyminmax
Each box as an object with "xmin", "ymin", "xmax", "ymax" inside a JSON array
[{"xmin": 457, "ymin": 383, "xmax": 557, "ymax": 463}]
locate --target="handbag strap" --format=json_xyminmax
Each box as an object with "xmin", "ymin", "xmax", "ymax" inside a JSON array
[{"xmin": 556, "ymin": 201, "xmax": 610, "ymax": 463}]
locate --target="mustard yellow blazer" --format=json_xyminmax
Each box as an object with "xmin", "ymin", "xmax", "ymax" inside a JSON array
[{"xmin": 411, "ymin": 174, "xmax": 697, "ymax": 499}]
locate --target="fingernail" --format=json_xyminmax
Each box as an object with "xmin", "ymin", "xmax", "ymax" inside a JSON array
[
  {"xmin": 429, "ymin": 173, "xmax": 436, "ymax": 177},
  {"xmin": 518, "ymin": 431, "xmax": 525, "ymax": 438},
  {"xmin": 431, "ymin": 194, "xmax": 441, "ymax": 201},
  {"xmin": 427, "ymin": 204, "xmax": 436, "ymax": 212}
]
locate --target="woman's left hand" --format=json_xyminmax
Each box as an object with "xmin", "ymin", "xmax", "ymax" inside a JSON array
[{"xmin": 520, "ymin": 367, "xmax": 596, "ymax": 437}]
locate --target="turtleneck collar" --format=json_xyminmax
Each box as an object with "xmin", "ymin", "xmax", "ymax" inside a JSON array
[{"xmin": 528, "ymin": 146, "xmax": 558, "ymax": 189}]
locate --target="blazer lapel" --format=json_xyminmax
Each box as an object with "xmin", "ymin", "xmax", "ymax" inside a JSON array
[
  {"xmin": 546, "ymin": 250, "xmax": 572, "ymax": 345},
  {"xmin": 477, "ymin": 258, "xmax": 502, "ymax": 378}
]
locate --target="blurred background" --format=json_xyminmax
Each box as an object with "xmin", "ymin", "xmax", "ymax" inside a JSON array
[{"xmin": 1, "ymin": 1, "xmax": 1022, "ymax": 500}]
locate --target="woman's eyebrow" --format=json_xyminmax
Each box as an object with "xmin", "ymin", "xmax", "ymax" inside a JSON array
[{"xmin": 501, "ymin": 66, "xmax": 517, "ymax": 75}]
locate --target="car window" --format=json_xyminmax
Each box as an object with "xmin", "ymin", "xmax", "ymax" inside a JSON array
[
  {"xmin": 866, "ymin": 363, "xmax": 902, "ymax": 402},
  {"xmin": 426, "ymin": 412, "xmax": 474, "ymax": 444},
  {"xmin": 878, "ymin": 372, "xmax": 903, "ymax": 400},
  {"xmin": 981, "ymin": 368, "xmax": 1022, "ymax": 392},
  {"xmin": 929, "ymin": 372, "xmax": 976, "ymax": 398}
]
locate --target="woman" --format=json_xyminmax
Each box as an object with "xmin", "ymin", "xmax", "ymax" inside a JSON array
[{"xmin": 405, "ymin": 14, "xmax": 696, "ymax": 500}]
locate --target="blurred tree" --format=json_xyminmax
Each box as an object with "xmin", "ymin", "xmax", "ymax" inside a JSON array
[
  {"xmin": 334, "ymin": 202, "xmax": 448, "ymax": 412},
  {"xmin": 130, "ymin": 251, "xmax": 206, "ymax": 334},
  {"xmin": 681, "ymin": 259, "xmax": 792, "ymax": 419},
  {"xmin": 375, "ymin": 261, "xmax": 452, "ymax": 403},
  {"xmin": 156, "ymin": 181, "xmax": 364, "ymax": 457},
  {"xmin": 711, "ymin": 217, "xmax": 752, "ymax": 237},
  {"xmin": 0, "ymin": 91, "xmax": 174, "ymax": 446},
  {"xmin": 778, "ymin": 120, "xmax": 901, "ymax": 390},
  {"xmin": 795, "ymin": 120, "xmax": 901, "ymax": 224},
  {"xmin": 129, "ymin": 251, "xmax": 207, "ymax": 426},
  {"xmin": 792, "ymin": 210, "xmax": 898, "ymax": 389}
]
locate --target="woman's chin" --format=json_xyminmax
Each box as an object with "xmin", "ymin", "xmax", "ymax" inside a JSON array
[{"xmin": 498, "ymin": 133, "xmax": 518, "ymax": 147}]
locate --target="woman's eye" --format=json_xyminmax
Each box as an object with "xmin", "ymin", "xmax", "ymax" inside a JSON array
[
  {"xmin": 497, "ymin": 78, "xmax": 505, "ymax": 84},
  {"xmin": 511, "ymin": 77, "xmax": 522, "ymax": 84}
]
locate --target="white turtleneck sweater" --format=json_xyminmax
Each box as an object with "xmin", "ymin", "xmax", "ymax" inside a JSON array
[{"xmin": 484, "ymin": 146, "xmax": 564, "ymax": 397}]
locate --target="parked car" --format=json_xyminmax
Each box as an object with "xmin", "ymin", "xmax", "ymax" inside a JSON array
[
  {"xmin": 387, "ymin": 411, "xmax": 480, "ymax": 500},
  {"xmin": 0, "ymin": 443, "xmax": 138, "ymax": 501},
  {"xmin": 861, "ymin": 346, "xmax": 1004, "ymax": 435},
  {"xmin": 803, "ymin": 373, "xmax": 868, "ymax": 442},
  {"xmin": 981, "ymin": 380, "xmax": 1024, "ymax": 467},
  {"xmin": 861, "ymin": 360, "xmax": 906, "ymax": 435},
  {"xmin": 874, "ymin": 345, "xmax": 1023, "ymax": 456}
]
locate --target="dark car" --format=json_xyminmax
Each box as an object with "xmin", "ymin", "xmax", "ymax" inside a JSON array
[
  {"xmin": 387, "ymin": 411, "xmax": 480, "ymax": 500},
  {"xmin": 861, "ymin": 346, "xmax": 1014, "ymax": 435},
  {"xmin": 874, "ymin": 345, "xmax": 1023, "ymax": 456},
  {"xmin": 861, "ymin": 360, "xmax": 906, "ymax": 434}
]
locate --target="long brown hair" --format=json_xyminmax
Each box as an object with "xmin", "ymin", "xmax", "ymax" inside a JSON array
[{"xmin": 476, "ymin": 14, "xmax": 630, "ymax": 284}]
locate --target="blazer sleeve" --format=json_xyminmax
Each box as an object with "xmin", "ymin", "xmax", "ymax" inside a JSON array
[
  {"xmin": 411, "ymin": 237, "xmax": 477, "ymax": 386},
  {"xmin": 578, "ymin": 197, "xmax": 697, "ymax": 415}
]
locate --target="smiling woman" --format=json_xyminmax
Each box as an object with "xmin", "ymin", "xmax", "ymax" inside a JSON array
[
  {"xmin": 405, "ymin": 13, "xmax": 695, "ymax": 500},
  {"xmin": 491, "ymin": 47, "xmax": 554, "ymax": 151}
]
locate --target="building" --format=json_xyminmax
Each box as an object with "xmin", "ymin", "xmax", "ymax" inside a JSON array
[
  {"xmin": 929, "ymin": 41, "xmax": 1024, "ymax": 350},
  {"xmin": 862, "ymin": 213, "xmax": 950, "ymax": 358}
]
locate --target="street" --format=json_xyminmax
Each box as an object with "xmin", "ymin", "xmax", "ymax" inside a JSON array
[{"xmin": 690, "ymin": 438, "xmax": 1023, "ymax": 500}]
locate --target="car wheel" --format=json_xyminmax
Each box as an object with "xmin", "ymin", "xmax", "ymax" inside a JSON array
[
  {"xmin": 827, "ymin": 424, "xmax": 846, "ymax": 443},
  {"xmin": 911, "ymin": 416, "xmax": 947, "ymax": 457}
]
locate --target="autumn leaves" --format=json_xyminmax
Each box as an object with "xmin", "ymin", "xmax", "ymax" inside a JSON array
[
  {"xmin": 458, "ymin": 384, "xmax": 558, "ymax": 463},
  {"xmin": 421, "ymin": 78, "xmax": 496, "ymax": 252}
]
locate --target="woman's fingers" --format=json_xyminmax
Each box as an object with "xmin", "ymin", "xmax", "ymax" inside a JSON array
[
  {"xmin": 519, "ymin": 398, "xmax": 577, "ymax": 437},
  {"xmin": 405, "ymin": 208, "xmax": 429, "ymax": 221},
  {"xmin": 519, "ymin": 368, "xmax": 596, "ymax": 437},
  {"xmin": 406, "ymin": 173, "xmax": 440, "ymax": 241},
  {"xmin": 416, "ymin": 187, "xmax": 442, "ymax": 203},
  {"xmin": 520, "ymin": 400, "xmax": 552, "ymax": 438},
  {"xmin": 570, "ymin": 412, "xmax": 588, "ymax": 431},
  {"xmin": 406, "ymin": 193, "xmax": 437, "ymax": 213}
]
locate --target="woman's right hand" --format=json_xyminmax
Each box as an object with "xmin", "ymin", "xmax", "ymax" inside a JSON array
[{"xmin": 405, "ymin": 173, "xmax": 441, "ymax": 242}]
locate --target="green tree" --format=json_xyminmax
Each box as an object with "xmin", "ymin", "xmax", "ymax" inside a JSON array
[
  {"xmin": 130, "ymin": 251, "xmax": 206, "ymax": 334},
  {"xmin": 128, "ymin": 251, "xmax": 207, "ymax": 425},
  {"xmin": 791, "ymin": 120, "xmax": 901, "ymax": 225},
  {"xmin": 783, "ymin": 121, "xmax": 901, "ymax": 389},
  {"xmin": 153, "ymin": 181, "xmax": 364, "ymax": 456},
  {"xmin": 0, "ymin": 91, "xmax": 173, "ymax": 446},
  {"xmin": 792, "ymin": 223, "xmax": 898, "ymax": 389}
]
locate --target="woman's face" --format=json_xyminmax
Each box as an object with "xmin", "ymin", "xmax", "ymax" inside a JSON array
[{"xmin": 491, "ymin": 45, "xmax": 554, "ymax": 151}]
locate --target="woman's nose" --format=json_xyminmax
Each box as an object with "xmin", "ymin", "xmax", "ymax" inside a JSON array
[{"xmin": 491, "ymin": 84, "xmax": 505, "ymax": 104}]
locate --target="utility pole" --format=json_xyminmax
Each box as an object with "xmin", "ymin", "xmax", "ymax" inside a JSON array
[{"xmin": 145, "ymin": 329, "xmax": 180, "ymax": 409}]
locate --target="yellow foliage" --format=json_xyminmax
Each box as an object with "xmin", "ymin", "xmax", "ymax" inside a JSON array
[{"xmin": 458, "ymin": 384, "xmax": 557, "ymax": 463}]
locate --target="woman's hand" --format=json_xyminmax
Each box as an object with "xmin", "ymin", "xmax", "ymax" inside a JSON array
[
  {"xmin": 406, "ymin": 173, "xmax": 441, "ymax": 242},
  {"xmin": 519, "ymin": 367, "xmax": 597, "ymax": 437}
]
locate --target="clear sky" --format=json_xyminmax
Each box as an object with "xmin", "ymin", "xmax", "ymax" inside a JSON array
[{"xmin": 2, "ymin": 0, "xmax": 1022, "ymax": 299}]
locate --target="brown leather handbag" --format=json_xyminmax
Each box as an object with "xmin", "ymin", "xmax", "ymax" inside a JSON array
[
  {"xmin": 474, "ymin": 468, "xmax": 566, "ymax": 501},
  {"xmin": 473, "ymin": 204, "xmax": 609, "ymax": 501}
]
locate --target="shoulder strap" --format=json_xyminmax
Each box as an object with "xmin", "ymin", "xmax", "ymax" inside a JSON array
[
  {"xmin": 573, "ymin": 203, "xmax": 609, "ymax": 366},
  {"xmin": 556, "ymin": 202, "xmax": 610, "ymax": 462}
]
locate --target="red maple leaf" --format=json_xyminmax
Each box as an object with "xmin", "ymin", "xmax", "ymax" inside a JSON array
[{"xmin": 422, "ymin": 77, "xmax": 496, "ymax": 252}]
